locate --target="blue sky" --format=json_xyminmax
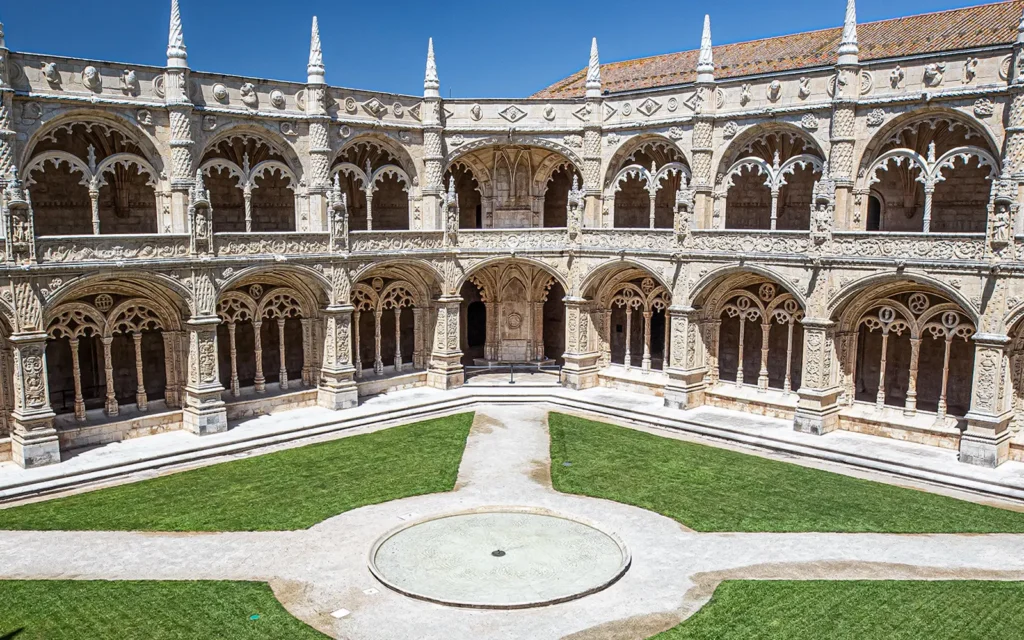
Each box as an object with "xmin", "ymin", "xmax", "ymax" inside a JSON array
[{"xmin": 0, "ymin": 0, "xmax": 1007, "ymax": 98}]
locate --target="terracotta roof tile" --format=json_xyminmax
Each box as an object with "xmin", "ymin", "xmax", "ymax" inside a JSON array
[{"xmin": 532, "ymin": 0, "xmax": 1024, "ymax": 99}]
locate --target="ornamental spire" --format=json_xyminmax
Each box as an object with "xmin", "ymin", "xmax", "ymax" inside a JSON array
[
  {"xmin": 167, "ymin": 0, "xmax": 188, "ymax": 68},
  {"xmin": 696, "ymin": 15, "xmax": 714, "ymax": 83},
  {"xmin": 424, "ymin": 38, "xmax": 440, "ymax": 98},
  {"xmin": 1017, "ymin": 5, "xmax": 1024, "ymax": 45},
  {"xmin": 308, "ymin": 16, "xmax": 325, "ymax": 84},
  {"xmin": 837, "ymin": 0, "xmax": 859, "ymax": 66},
  {"xmin": 0, "ymin": 22, "xmax": 6, "ymax": 49},
  {"xmin": 585, "ymin": 38, "xmax": 601, "ymax": 98}
]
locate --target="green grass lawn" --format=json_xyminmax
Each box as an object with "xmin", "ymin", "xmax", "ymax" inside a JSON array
[
  {"xmin": 652, "ymin": 580, "xmax": 1024, "ymax": 639},
  {"xmin": 549, "ymin": 413, "xmax": 1024, "ymax": 532},
  {"xmin": 0, "ymin": 580, "xmax": 329, "ymax": 639},
  {"xmin": 0, "ymin": 413, "xmax": 473, "ymax": 532}
]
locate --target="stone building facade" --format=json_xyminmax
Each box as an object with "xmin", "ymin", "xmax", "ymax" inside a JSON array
[{"xmin": 2, "ymin": 0, "xmax": 1024, "ymax": 470}]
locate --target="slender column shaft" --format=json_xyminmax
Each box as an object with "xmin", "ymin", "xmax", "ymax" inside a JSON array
[
  {"xmin": 770, "ymin": 189, "xmax": 779, "ymax": 231},
  {"xmin": 663, "ymin": 313, "xmax": 670, "ymax": 371},
  {"xmin": 133, "ymin": 332, "xmax": 148, "ymax": 411},
  {"xmin": 102, "ymin": 336, "xmax": 118, "ymax": 416},
  {"xmin": 89, "ymin": 187, "xmax": 101, "ymax": 235},
  {"xmin": 642, "ymin": 311, "xmax": 652, "ymax": 373},
  {"xmin": 938, "ymin": 336, "xmax": 953, "ymax": 419},
  {"xmin": 784, "ymin": 320, "xmax": 795, "ymax": 394},
  {"xmin": 709, "ymin": 320, "xmax": 721, "ymax": 384},
  {"xmin": 602, "ymin": 309, "xmax": 612, "ymax": 367},
  {"xmin": 373, "ymin": 310, "xmax": 383, "ymax": 375},
  {"xmin": 253, "ymin": 320, "xmax": 266, "ymax": 393},
  {"xmin": 228, "ymin": 322, "xmax": 240, "ymax": 397},
  {"xmin": 624, "ymin": 308, "xmax": 633, "ymax": 371},
  {"xmin": 354, "ymin": 311, "xmax": 362, "ymax": 378},
  {"xmin": 905, "ymin": 337, "xmax": 922, "ymax": 416},
  {"xmin": 649, "ymin": 194, "xmax": 657, "ymax": 229},
  {"xmin": 243, "ymin": 187, "xmax": 253, "ymax": 233},
  {"xmin": 69, "ymin": 338, "xmax": 86, "ymax": 422},
  {"xmin": 876, "ymin": 331, "xmax": 889, "ymax": 409},
  {"xmin": 736, "ymin": 317, "xmax": 746, "ymax": 387},
  {"xmin": 365, "ymin": 188, "xmax": 374, "ymax": 231},
  {"xmin": 758, "ymin": 322, "xmax": 771, "ymax": 391},
  {"xmin": 922, "ymin": 186, "xmax": 934, "ymax": 233},
  {"xmin": 277, "ymin": 318, "xmax": 288, "ymax": 390},
  {"xmin": 394, "ymin": 307, "xmax": 403, "ymax": 372}
]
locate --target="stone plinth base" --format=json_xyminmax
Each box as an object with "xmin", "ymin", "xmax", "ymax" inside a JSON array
[
  {"xmin": 793, "ymin": 386, "xmax": 843, "ymax": 435},
  {"xmin": 959, "ymin": 430, "xmax": 1012, "ymax": 468},
  {"xmin": 182, "ymin": 404, "xmax": 228, "ymax": 436},
  {"xmin": 562, "ymin": 353, "xmax": 600, "ymax": 390},
  {"xmin": 318, "ymin": 384, "xmax": 359, "ymax": 411},
  {"xmin": 663, "ymin": 367, "xmax": 708, "ymax": 410},
  {"xmin": 11, "ymin": 429, "xmax": 61, "ymax": 468}
]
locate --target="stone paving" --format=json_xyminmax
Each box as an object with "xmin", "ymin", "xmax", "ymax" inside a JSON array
[{"xmin": 2, "ymin": 406, "xmax": 1024, "ymax": 639}]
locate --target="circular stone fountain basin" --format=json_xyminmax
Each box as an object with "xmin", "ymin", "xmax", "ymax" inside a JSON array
[{"xmin": 368, "ymin": 508, "xmax": 631, "ymax": 609}]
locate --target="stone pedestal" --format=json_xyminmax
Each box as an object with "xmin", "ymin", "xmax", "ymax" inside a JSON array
[
  {"xmin": 427, "ymin": 296, "xmax": 464, "ymax": 390},
  {"xmin": 562, "ymin": 297, "xmax": 600, "ymax": 390},
  {"xmin": 793, "ymin": 318, "xmax": 842, "ymax": 435},
  {"xmin": 318, "ymin": 304, "xmax": 358, "ymax": 410},
  {"xmin": 960, "ymin": 334, "xmax": 1014, "ymax": 467},
  {"xmin": 663, "ymin": 306, "xmax": 708, "ymax": 410},
  {"xmin": 9, "ymin": 332, "xmax": 59, "ymax": 468},
  {"xmin": 182, "ymin": 316, "xmax": 228, "ymax": 436},
  {"xmin": 794, "ymin": 386, "xmax": 843, "ymax": 435}
]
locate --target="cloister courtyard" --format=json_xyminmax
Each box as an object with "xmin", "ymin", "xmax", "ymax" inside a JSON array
[{"xmin": 3, "ymin": 387, "xmax": 1024, "ymax": 639}]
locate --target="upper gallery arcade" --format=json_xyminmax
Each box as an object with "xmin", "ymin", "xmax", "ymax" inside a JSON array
[{"xmin": 1, "ymin": 0, "xmax": 1024, "ymax": 473}]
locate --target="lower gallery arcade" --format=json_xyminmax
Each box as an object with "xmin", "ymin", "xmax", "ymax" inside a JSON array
[{"xmin": 1, "ymin": 259, "xmax": 1020, "ymax": 470}]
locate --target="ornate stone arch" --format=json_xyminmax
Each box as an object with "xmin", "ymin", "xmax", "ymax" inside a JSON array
[
  {"xmin": 198, "ymin": 123, "xmax": 303, "ymax": 180},
  {"xmin": 828, "ymin": 272, "xmax": 979, "ymax": 327},
  {"xmin": 45, "ymin": 302, "xmax": 104, "ymax": 340},
  {"xmin": 215, "ymin": 264, "xmax": 331, "ymax": 313},
  {"xmin": 690, "ymin": 265, "xmax": 808, "ymax": 313},
  {"xmin": 602, "ymin": 133, "xmax": 690, "ymax": 190},
  {"xmin": 444, "ymin": 136, "xmax": 584, "ymax": 177},
  {"xmin": 350, "ymin": 260, "xmax": 444, "ymax": 303},
  {"xmin": 457, "ymin": 256, "xmax": 568, "ymax": 296},
  {"xmin": 44, "ymin": 274, "xmax": 190, "ymax": 328},
  {"xmin": 714, "ymin": 121, "xmax": 826, "ymax": 180},
  {"xmin": 104, "ymin": 299, "xmax": 167, "ymax": 338},
  {"xmin": 336, "ymin": 134, "xmax": 418, "ymax": 181},
  {"xmin": 20, "ymin": 110, "xmax": 165, "ymax": 175},
  {"xmin": 855, "ymin": 106, "xmax": 1001, "ymax": 180},
  {"xmin": 580, "ymin": 259, "xmax": 671, "ymax": 303},
  {"xmin": 257, "ymin": 288, "xmax": 307, "ymax": 320},
  {"xmin": 216, "ymin": 292, "xmax": 257, "ymax": 324}
]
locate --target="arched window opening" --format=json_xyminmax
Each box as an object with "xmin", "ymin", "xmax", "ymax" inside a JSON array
[
  {"xmin": 850, "ymin": 292, "xmax": 975, "ymax": 420},
  {"xmin": 26, "ymin": 122, "xmax": 161, "ymax": 236},
  {"xmin": 609, "ymin": 140, "xmax": 689, "ymax": 229},
  {"xmin": 714, "ymin": 282, "xmax": 804, "ymax": 394},
  {"xmin": 333, "ymin": 141, "xmax": 411, "ymax": 231},
  {"xmin": 721, "ymin": 132, "xmax": 823, "ymax": 231},
  {"xmin": 200, "ymin": 134, "xmax": 297, "ymax": 233},
  {"xmin": 867, "ymin": 195, "xmax": 883, "ymax": 231},
  {"xmin": 444, "ymin": 163, "xmax": 482, "ymax": 230},
  {"xmin": 862, "ymin": 115, "xmax": 997, "ymax": 233},
  {"xmin": 352, "ymin": 277, "xmax": 428, "ymax": 378}
]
